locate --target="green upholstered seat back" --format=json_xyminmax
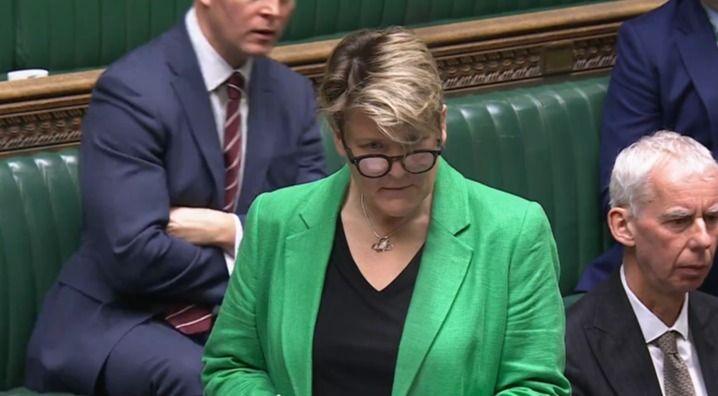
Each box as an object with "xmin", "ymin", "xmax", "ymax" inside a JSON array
[
  {"xmin": 2, "ymin": 0, "xmax": 606, "ymax": 75},
  {"xmin": 0, "ymin": 149, "xmax": 81, "ymax": 390},
  {"xmin": 323, "ymin": 76, "xmax": 612, "ymax": 294}
]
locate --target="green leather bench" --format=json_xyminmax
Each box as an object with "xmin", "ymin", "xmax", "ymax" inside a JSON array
[
  {"xmin": 0, "ymin": 75, "xmax": 607, "ymax": 393},
  {"xmin": 2, "ymin": 0, "xmax": 606, "ymax": 76}
]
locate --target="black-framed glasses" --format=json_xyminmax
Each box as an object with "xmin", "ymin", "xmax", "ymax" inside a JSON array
[{"xmin": 344, "ymin": 145, "xmax": 443, "ymax": 178}]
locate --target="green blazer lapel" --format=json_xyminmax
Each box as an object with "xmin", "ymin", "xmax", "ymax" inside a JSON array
[
  {"xmin": 393, "ymin": 160, "xmax": 473, "ymax": 396},
  {"xmin": 281, "ymin": 167, "xmax": 349, "ymax": 396}
]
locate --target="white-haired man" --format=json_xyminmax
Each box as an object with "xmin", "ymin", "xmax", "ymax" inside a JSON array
[{"xmin": 566, "ymin": 131, "xmax": 718, "ymax": 395}]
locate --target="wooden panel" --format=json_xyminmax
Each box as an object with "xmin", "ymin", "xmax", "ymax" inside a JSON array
[{"xmin": 0, "ymin": 0, "xmax": 666, "ymax": 155}]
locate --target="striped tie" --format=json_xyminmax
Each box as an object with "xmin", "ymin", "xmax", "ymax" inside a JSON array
[
  {"xmin": 223, "ymin": 71, "xmax": 244, "ymax": 212},
  {"xmin": 163, "ymin": 303, "xmax": 213, "ymax": 335},
  {"xmin": 163, "ymin": 73, "xmax": 245, "ymax": 335}
]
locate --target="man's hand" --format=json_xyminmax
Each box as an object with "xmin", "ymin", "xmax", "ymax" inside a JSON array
[{"xmin": 167, "ymin": 207, "xmax": 236, "ymax": 252}]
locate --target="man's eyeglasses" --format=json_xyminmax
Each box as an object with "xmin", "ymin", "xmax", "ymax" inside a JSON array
[{"xmin": 343, "ymin": 145, "xmax": 442, "ymax": 178}]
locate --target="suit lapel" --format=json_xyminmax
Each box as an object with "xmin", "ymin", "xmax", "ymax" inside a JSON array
[
  {"xmin": 165, "ymin": 23, "xmax": 224, "ymax": 207},
  {"xmin": 587, "ymin": 273, "xmax": 662, "ymax": 395},
  {"xmin": 242, "ymin": 57, "xmax": 275, "ymax": 197},
  {"xmin": 392, "ymin": 160, "xmax": 473, "ymax": 396},
  {"xmin": 688, "ymin": 292, "xmax": 718, "ymax": 395},
  {"xmin": 675, "ymin": 0, "xmax": 718, "ymax": 145},
  {"xmin": 280, "ymin": 168, "xmax": 349, "ymax": 396}
]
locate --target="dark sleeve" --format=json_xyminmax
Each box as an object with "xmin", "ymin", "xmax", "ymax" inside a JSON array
[
  {"xmin": 294, "ymin": 76, "xmax": 327, "ymax": 183},
  {"xmin": 79, "ymin": 73, "xmax": 228, "ymax": 304},
  {"xmin": 599, "ymin": 22, "xmax": 663, "ymax": 212}
]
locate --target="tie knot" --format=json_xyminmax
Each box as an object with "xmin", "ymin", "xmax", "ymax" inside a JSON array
[
  {"xmin": 655, "ymin": 330, "xmax": 680, "ymax": 355},
  {"xmin": 226, "ymin": 72, "xmax": 244, "ymax": 100}
]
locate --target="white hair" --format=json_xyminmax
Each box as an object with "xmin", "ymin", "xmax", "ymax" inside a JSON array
[{"xmin": 609, "ymin": 130, "xmax": 718, "ymax": 214}]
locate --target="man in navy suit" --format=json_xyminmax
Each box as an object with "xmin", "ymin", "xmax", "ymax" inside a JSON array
[
  {"xmin": 24, "ymin": 0, "xmax": 325, "ymax": 395},
  {"xmin": 577, "ymin": 0, "xmax": 718, "ymax": 296}
]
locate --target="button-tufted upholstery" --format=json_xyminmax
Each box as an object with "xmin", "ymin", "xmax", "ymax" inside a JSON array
[
  {"xmin": 0, "ymin": 150, "xmax": 80, "ymax": 394},
  {"xmin": 1, "ymin": 76, "xmax": 608, "ymax": 393}
]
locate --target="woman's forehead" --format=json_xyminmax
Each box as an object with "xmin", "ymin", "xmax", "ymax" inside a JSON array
[{"xmin": 343, "ymin": 112, "xmax": 433, "ymax": 144}]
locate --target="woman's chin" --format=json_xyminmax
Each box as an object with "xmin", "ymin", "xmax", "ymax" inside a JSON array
[{"xmin": 372, "ymin": 197, "xmax": 422, "ymax": 220}]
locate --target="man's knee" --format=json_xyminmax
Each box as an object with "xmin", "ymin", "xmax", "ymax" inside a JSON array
[{"xmin": 101, "ymin": 322, "xmax": 204, "ymax": 396}]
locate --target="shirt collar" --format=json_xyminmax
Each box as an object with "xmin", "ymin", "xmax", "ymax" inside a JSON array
[
  {"xmin": 704, "ymin": 2, "xmax": 718, "ymax": 39},
  {"xmin": 185, "ymin": 8, "xmax": 253, "ymax": 93},
  {"xmin": 620, "ymin": 265, "xmax": 690, "ymax": 344}
]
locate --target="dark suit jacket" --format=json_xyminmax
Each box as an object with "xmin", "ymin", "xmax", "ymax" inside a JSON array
[
  {"xmin": 578, "ymin": 0, "xmax": 718, "ymax": 294},
  {"xmin": 566, "ymin": 272, "xmax": 718, "ymax": 396},
  {"xmin": 25, "ymin": 19, "xmax": 325, "ymax": 395}
]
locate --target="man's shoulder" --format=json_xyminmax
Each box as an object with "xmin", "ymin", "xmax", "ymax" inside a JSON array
[
  {"xmin": 566, "ymin": 274, "xmax": 622, "ymax": 330},
  {"xmin": 690, "ymin": 290, "xmax": 718, "ymax": 314},
  {"xmin": 253, "ymin": 170, "xmax": 340, "ymax": 214},
  {"xmin": 97, "ymin": 24, "xmax": 182, "ymax": 94},
  {"xmin": 621, "ymin": 0, "xmax": 680, "ymax": 38},
  {"xmin": 254, "ymin": 56, "xmax": 313, "ymax": 91}
]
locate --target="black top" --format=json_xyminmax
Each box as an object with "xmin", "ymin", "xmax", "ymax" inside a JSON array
[{"xmin": 312, "ymin": 217, "xmax": 423, "ymax": 396}]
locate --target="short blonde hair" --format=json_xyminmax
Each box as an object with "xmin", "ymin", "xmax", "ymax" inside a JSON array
[
  {"xmin": 318, "ymin": 27, "xmax": 444, "ymax": 144},
  {"xmin": 610, "ymin": 130, "xmax": 718, "ymax": 214}
]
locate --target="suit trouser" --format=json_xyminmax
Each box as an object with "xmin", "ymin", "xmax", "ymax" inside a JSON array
[{"xmin": 98, "ymin": 319, "xmax": 205, "ymax": 396}]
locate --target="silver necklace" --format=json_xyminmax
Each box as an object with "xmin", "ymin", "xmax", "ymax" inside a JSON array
[{"xmin": 360, "ymin": 194, "xmax": 411, "ymax": 253}]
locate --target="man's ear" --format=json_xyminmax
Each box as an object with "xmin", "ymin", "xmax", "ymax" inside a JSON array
[
  {"xmin": 608, "ymin": 207, "xmax": 636, "ymax": 247},
  {"xmin": 333, "ymin": 131, "xmax": 346, "ymax": 158},
  {"xmin": 440, "ymin": 105, "xmax": 448, "ymax": 145}
]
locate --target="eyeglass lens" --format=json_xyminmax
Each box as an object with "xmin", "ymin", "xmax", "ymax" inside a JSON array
[{"xmin": 357, "ymin": 152, "xmax": 436, "ymax": 177}]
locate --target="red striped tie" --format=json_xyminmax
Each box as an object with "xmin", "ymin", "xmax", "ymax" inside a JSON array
[
  {"xmin": 223, "ymin": 71, "xmax": 244, "ymax": 212},
  {"xmin": 163, "ymin": 73, "xmax": 245, "ymax": 335}
]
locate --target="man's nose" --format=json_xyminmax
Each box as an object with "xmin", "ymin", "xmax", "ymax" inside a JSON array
[
  {"xmin": 690, "ymin": 218, "xmax": 714, "ymax": 249},
  {"xmin": 259, "ymin": 0, "xmax": 281, "ymax": 17}
]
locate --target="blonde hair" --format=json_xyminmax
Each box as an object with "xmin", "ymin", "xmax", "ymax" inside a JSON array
[
  {"xmin": 610, "ymin": 130, "xmax": 718, "ymax": 214},
  {"xmin": 318, "ymin": 27, "xmax": 444, "ymax": 145}
]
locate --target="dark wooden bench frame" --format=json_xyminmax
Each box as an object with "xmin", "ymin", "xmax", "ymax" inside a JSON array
[{"xmin": 0, "ymin": 0, "xmax": 664, "ymax": 157}]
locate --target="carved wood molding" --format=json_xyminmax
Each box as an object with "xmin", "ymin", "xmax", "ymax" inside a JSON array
[{"xmin": 0, "ymin": 0, "xmax": 665, "ymax": 156}]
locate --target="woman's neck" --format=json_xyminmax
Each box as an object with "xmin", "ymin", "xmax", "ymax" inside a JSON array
[{"xmin": 344, "ymin": 183, "xmax": 432, "ymax": 235}]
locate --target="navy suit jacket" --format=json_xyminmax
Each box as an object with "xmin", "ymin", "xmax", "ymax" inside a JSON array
[
  {"xmin": 578, "ymin": 0, "xmax": 718, "ymax": 294},
  {"xmin": 25, "ymin": 20, "xmax": 325, "ymax": 394},
  {"xmin": 566, "ymin": 272, "xmax": 718, "ymax": 396}
]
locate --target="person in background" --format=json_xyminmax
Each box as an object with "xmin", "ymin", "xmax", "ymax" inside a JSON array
[
  {"xmin": 25, "ymin": 0, "xmax": 325, "ymax": 395},
  {"xmin": 202, "ymin": 27, "xmax": 570, "ymax": 396},
  {"xmin": 578, "ymin": 0, "xmax": 718, "ymax": 296},
  {"xmin": 566, "ymin": 131, "xmax": 718, "ymax": 395}
]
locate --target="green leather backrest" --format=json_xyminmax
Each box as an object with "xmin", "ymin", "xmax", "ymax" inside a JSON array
[
  {"xmin": 11, "ymin": 0, "xmax": 189, "ymax": 72},
  {"xmin": 3, "ymin": 0, "xmax": 606, "ymax": 74},
  {"xmin": 0, "ymin": 150, "xmax": 81, "ymax": 390},
  {"xmin": 446, "ymin": 77, "xmax": 612, "ymax": 294},
  {"xmin": 283, "ymin": 0, "xmax": 605, "ymax": 43},
  {"xmin": 324, "ymin": 76, "xmax": 612, "ymax": 294},
  {"xmin": 0, "ymin": 76, "xmax": 609, "ymax": 389}
]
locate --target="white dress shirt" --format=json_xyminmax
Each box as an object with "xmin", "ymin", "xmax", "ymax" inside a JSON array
[
  {"xmin": 620, "ymin": 266, "xmax": 707, "ymax": 396},
  {"xmin": 704, "ymin": 3, "xmax": 718, "ymax": 42},
  {"xmin": 186, "ymin": 8, "xmax": 251, "ymax": 274}
]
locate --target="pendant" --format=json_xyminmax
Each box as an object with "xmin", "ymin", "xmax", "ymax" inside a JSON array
[{"xmin": 372, "ymin": 236, "xmax": 394, "ymax": 252}]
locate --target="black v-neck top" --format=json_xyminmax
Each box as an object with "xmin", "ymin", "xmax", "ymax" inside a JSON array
[{"xmin": 312, "ymin": 217, "xmax": 423, "ymax": 396}]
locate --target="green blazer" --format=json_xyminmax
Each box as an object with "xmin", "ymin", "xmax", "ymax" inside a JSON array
[{"xmin": 203, "ymin": 160, "xmax": 571, "ymax": 396}]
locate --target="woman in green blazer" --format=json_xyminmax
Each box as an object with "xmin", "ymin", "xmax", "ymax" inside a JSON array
[{"xmin": 203, "ymin": 27, "xmax": 570, "ymax": 396}]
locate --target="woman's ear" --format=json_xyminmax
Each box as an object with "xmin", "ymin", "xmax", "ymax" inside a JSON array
[
  {"xmin": 608, "ymin": 207, "xmax": 636, "ymax": 247},
  {"xmin": 440, "ymin": 105, "xmax": 448, "ymax": 145}
]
